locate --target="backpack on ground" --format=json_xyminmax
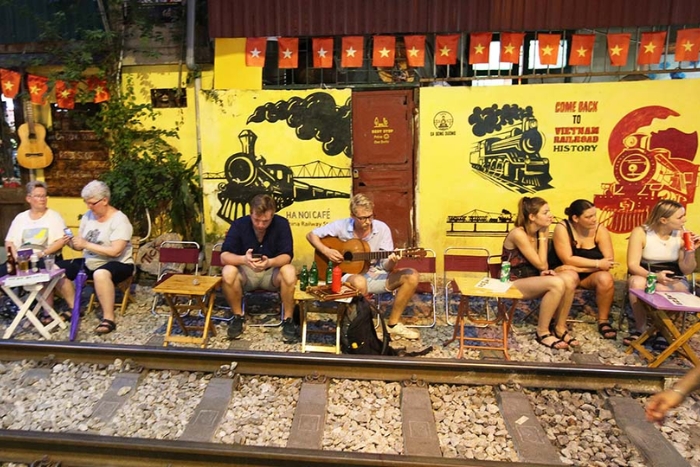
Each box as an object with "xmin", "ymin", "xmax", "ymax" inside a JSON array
[{"xmin": 340, "ymin": 295, "xmax": 397, "ymax": 355}]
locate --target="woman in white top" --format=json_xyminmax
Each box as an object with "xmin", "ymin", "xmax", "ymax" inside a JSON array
[{"xmin": 626, "ymin": 199, "xmax": 699, "ymax": 345}]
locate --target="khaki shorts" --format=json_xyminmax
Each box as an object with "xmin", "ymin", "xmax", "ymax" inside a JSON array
[{"xmin": 239, "ymin": 266, "xmax": 277, "ymax": 292}]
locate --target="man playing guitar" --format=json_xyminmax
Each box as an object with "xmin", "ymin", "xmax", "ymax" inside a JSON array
[{"xmin": 306, "ymin": 194, "xmax": 420, "ymax": 340}]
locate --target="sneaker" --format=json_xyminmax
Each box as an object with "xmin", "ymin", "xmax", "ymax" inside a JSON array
[
  {"xmin": 282, "ymin": 317, "xmax": 300, "ymax": 342},
  {"xmin": 227, "ymin": 315, "xmax": 244, "ymax": 339},
  {"xmin": 387, "ymin": 322, "xmax": 419, "ymax": 340}
]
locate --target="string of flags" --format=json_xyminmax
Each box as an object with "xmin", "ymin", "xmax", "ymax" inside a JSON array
[
  {"xmin": 246, "ymin": 29, "xmax": 700, "ymax": 68},
  {"xmin": 0, "ymin": 69, "xmax": 110, "ymax": 108}
]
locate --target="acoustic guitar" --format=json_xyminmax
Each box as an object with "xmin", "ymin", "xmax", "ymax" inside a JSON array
[
  {"xmin": 16, "ymin": 100, "xmax": 54, "ymax": 169},
  {"xmin": 315, "ymin": 237, "xmax": 425, "ymax": 275}
]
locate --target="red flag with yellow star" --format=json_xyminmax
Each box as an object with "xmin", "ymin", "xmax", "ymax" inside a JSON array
[
  {"xmin": 27, "ymin": 74, "xmax": 48, "ymax": 104},
  {"xmin": 0, "ymin": 68, "xmax": 21, "ymax": 99},
  {"xmin": 88, "ymin": 76, "xmax": 110, "ymax": 103},
  {"xmin": 469, "ymin": 32, "xmax": 492, "ymax": 64},
  {"xmin": 637, "ymin": 31, "xmax": 666, "ymax": 65},
  {"xmin": 569, "ymin": 34, "xmax": 595, "ymax": 66},
  {"xmin": 55, "ymin": 80, "xmax": 77, "ymax": 109},
  {"xmin": 403, "ymin": 35, "xmax": 425, "ymax": 67},
  {"xmin": 372, "ymin": 36, "xmax": 395, "ymax": 67},
  {"xmin": 341, "ymin": 36, "xmax": 364, "ymax": 68},
  {"xmin": 607, "ymin": 33, "xmax": 631, "ymax": 66},
  {"xmin": 675, "ymin": 28, "xmax": 700, "ymax": 62},
  {"xmin": 499, "ymin": 32, "xmax": 524, "ymax": 64},
  {"xmin": 278, "ymin": 37, "xmax": 299, "ymax": 69},
  {"xmin": 245, "ymin": 38, "xmax": 267, "ymax": 67},
  {"xmin": 537, "ymin": 33, "xmax": 560, "ymax": 65},
  {"xmin": 312, "ymin": 37, "xmax": 333, "ymax": 68},
  {"xmin": 435, "ymin": 34, "xmax": 459, "ymax": 65}
]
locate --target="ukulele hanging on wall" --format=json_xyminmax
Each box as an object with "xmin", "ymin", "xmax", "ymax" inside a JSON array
[{"xmin": 16, "ymin": 99, "xmax": 54, "ymax": 169}]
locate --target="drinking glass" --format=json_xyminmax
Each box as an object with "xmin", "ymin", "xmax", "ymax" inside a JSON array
[{"xmin": 43, "ymin": 254, "xmax": 55, "ymax": 271}]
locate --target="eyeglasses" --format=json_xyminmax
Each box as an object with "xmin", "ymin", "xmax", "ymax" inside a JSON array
[
  {"xmin": 353, "ymin": 213, "xmax": 374, "ymax": 222},
  {"xmin": 30, "ymin": 194, "xmax": 48, "ymax": 199},
  {"xmin": 85, "ymin": 198, "xmax": 105, "ymax": 208}
]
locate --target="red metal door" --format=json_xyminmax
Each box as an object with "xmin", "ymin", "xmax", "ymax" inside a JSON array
[{"xmin": 352, "ymin": 90, "xmax": 415, "ymax": 247}]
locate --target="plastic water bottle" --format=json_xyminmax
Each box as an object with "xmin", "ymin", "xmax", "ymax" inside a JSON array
[
  {"xmin": 300, "ymin": 265, "xmax": 309, "ymax": 290},
  {"xmin": 30, "ymin": 254, "xmax": 39, "ymax": 273},
  {"xmin": 309, "ymin": 261, "xmax": 319, "ymax": 287}
]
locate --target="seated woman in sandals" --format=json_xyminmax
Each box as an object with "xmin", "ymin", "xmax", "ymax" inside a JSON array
[
  {"xmin": 626, "ymin": 199, "xmax": 699, "ymax": 346},
  {"xmin": 502, "ymin": 196, "xmax": 580, "ymax": 350},
  {"xmin": 60, "ymin": 180, "xmax": 134, "ymax": 336},
  {"xmin": 549, "ymin": 199, "xmax": 617, "ymax": 340}
]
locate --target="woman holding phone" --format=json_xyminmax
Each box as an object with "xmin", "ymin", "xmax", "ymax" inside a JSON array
[{"xmin": 625, "ymin": 199, "xmax": 699, "ymax": 346}]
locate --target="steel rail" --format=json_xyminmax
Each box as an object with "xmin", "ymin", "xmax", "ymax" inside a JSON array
[
  {"xmin": 0, "ymin": 429, "xmax": 565, "ymax": 467},
  {"xmin": 0, "ymin": 340, "xmax": 684, "ymax": 393}
]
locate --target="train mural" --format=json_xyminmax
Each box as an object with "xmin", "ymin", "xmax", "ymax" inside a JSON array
[{"xmin": 468, "ymin": 105, "xmax": 552, "ymax": 193}]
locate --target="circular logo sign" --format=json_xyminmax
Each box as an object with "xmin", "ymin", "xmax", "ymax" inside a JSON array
[{"xmin": 433, "ymin": 111, "xmax": 453, "ymax": 130}]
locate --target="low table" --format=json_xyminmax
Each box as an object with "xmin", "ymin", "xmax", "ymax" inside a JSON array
[
  {"xmin": 152, "ymin": 274, "xmax": 221, "ymax": 348},
  {"xmin": 626, "ymin": 289, "xmax": 700, "ymax": 367},
  {"xmin": 443, "ymin": 276, "xmax": 523, "ymax": 360},
  {"xmin": 295, "ymin": 283, "xmax": 358, "ymax": 354},
  {"xmin": 1, "ymin": 269, "xmax": 68, "ymax": 339}
]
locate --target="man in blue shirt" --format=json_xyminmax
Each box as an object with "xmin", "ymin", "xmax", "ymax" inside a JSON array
[{"xmin": 221, "ymin": 194, "xmax": 298, "ymax": 341}]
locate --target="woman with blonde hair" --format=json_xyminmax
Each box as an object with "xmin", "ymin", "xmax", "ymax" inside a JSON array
[
  {"xmin": 625, "ymin": 199, "xmax": 699, "ymax": 346},
  {"xmin": 502, "ymin": 196, "xmax": 579, "ymax": 349}
]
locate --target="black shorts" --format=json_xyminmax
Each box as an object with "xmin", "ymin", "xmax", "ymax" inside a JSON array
[{"xmin": 59, "ymin": 258, "xmax": 134, "ymax": 283}]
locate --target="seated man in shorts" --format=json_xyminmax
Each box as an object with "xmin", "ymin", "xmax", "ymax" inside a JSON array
[
  {"xmin": 306, "ymin": 194, "xmax": 420, "ymax": 340},
  {"xmin": 220, "ymin": 194, "xmax": 298, "ymax": 342}
]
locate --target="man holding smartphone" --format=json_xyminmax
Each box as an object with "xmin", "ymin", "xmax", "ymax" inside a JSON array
[{"xmin": 220, "ymin": 194, "xmax": 298, "ymax": 342}]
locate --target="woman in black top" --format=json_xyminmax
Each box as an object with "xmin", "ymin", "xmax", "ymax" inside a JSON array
[{"xmin": 550, "ymin": 199, "xmax": 617, "ymax": 339}]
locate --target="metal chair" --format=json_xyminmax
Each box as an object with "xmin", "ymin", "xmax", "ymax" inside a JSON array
[
  {"xmin": 206, "ymin": 242, "xmax": 283, "ymax": 326},
  {"xmin": 443, "ymin": 247, "xmax": 492, "ymax": 325},
  {"xmin": 150, "ymin": 240, "xmax": 201, "ymax": 315},
  {"xmin": 375, "ymin": 248, "xmax": 437, "ymax": 328}
]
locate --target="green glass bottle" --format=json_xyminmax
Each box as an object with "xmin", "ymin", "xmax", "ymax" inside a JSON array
[
  {"xmin": 309, "ymin": 261, "xmax": 319, "ymax": 287},
  {"xmin": 300, "ymin": 265, "xmax": 309, "ymax": 290},
  {"xmin": 326, "ymin": 261, "xmax": 333, "ymax": 285}
]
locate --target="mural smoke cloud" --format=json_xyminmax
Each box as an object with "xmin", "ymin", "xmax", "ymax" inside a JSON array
[{"xmin": 468, "ymin": 104, "xmax": 535, "ymax": 137}]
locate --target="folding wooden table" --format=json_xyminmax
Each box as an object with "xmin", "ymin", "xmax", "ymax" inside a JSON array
[
  {"xmin": 296, "ymin": 283, "xmax": 358, "ymax": 354},
  {"xmin": 1, "ymin": 268, "xmax": 68, "ymax": 339},
  {"xmin": 443, "ymin": 276, "xmax": 523, "ymax": 360},
  {"xmin": 152, "ymin": 274, "xmax": 220, "ymax": 348},
  {"xmin": 626, "ymin": 289, "xmax": 700, "ymax": 367}
]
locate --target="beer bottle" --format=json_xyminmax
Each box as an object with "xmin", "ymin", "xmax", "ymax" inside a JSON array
[
  {"xmin": 326, "ymin": 261, "xmax": 333, "ymax": 285},
  {"xmin": 309, "ymin": 261, "xmax": 319, "ymax": 287},
  {"xmin": 5, "ymin": 246, "xmax": 16, "ymax": 276},
  {"xmin": 300, "ymin": 265, "xmax": 309, "ymax": 290}
]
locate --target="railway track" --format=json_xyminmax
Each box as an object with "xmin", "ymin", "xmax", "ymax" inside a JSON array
[{"xmin": 0, "ymin": 341, "xmax": 695, "ymax": 467}]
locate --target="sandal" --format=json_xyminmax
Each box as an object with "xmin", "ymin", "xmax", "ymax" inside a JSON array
[
  {"xmin": 59, "ymin": 311, "xmax": 72, "ymax": 322},
  {"xmin": 535, "ymin": 332, "xmax": 569, "ymax": 350},
  {"xmin": 623, "ymin": 330, "xmax": 642, "ymax": 346},
  {"xmin": 597, "ymin": 322, "xmax": 617, "ymax": 340},
  {"xmin": 652, "ymin": 335, "xmax": 669, "ymax": 351},
  {"xmin": 553, "ymin": 329, "xmax": 581, "ymax": 347},
  {"xmin": 95, "ymin": 319, "xmax": 116, "ymax": 335}
]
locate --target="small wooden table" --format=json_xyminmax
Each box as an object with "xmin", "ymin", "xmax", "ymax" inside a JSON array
[
  {"xmin": 1, "ymin": 269, "xmax": 68, "ymax": 339},
  {"xmin": 295, "ymin": 283, "xmax": 357, "ymax": 354},
  {"xmin": 443, "ymin": 277, "xmax": 523, "ymax": 360},
  {"xmin": 626, "ymin": 289, "xmax": 700, "ymax": 367},
  {"xmin": 153, "ymin": 274, "xmax": 221, "ymax": 348}
]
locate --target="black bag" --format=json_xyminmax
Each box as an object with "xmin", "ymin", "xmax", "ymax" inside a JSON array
[{"xmin": 340, "ymin": 295, "xmax": 398, "ymax": 355}]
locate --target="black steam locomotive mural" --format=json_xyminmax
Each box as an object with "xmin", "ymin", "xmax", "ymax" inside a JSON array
[
  {"xmin": 211, "ymin": 92, "xmax": 352, "ymax": 223},
  {"xmin": 468, "ymin": 104, "xmax": 552, "ymax": 192}
]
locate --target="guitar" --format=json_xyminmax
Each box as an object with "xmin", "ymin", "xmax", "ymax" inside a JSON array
[
  {"xmin": 315, "ymin": 237, "xmax": 425, "ymax": 275},
  {"xmin": 16, "ymin": 100, "xmax": 54, "ymax": 169}
]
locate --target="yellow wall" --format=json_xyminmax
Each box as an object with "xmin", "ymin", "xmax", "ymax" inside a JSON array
[{"xmin": 214, "ymin": 38, "xmax": 262, "ymax": 90}]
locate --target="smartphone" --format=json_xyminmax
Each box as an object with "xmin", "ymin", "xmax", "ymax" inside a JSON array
[
  {"xmin": 252, "ymin": 253, "xmax": 263, "ymax": 260},
  {"xmin": 63, "ymin": 228, "xmax": 74, "ymax": 238},
  {"xmin": 669, "ymin": 274, "xmax": 686, "ymax": 280}
]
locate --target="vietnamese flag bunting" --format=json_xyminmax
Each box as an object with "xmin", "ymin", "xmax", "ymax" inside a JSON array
[
  {"xmin": 435, "ymin": 34, "xmax": 459, "ymax": 65},
  {"xmin": 404, "ymin": 35, "xmax": 425, "ymax": 67},
  {"xmin": 372, "ymin": 36, "xmax": 395, "ymax": 67},
  {"xmin": 278, "ymin": 37, "xmax": 299, "ymax": 69},
  {"xmin": 245, "ymin": 37, "xmax": 267, "ymax": 67},
  {"xmin": 676, "ymin": 28, "xmax": 700, "ymax": 62},
  {"xmin": 27, "ymin": 74, "xmax": 48, "ymax": 104},
  {"xmin": 569, "ymin": 34, "xmax": 595, "ymax": 66},
  {"xmin": 0, "ymin": 68, "xmax": 21, "ymax": 99},
  {"xmin": 499, "ymin": 32, "xmax": 524, "ymax": 64},
  {"xmin": 469, "ymin": 32, "xmax": 492, "ymax": 64},
  {"xmin": 607, "ymin": 33, "xmax": 631, "ymax": 66},
  {"xmin": 341, "ymin": 36, "xmax": 364, "ymax": 68},
  {"xmin": 312, "ymin": 37, "xmax": 333, "ymax": 68},
  {"xmin": 55, "ymin": 80, "xmax": 77, "ymax": 109},
  {"xmin": 88, "ymin": 76, "xmax": 110, "ymax": 103},
  {"xmin": 637, "ymin": 31, "xmax": 666, "ymax": 65},
  {"xmin": 538, "ymin": 33, "xmax": 560, "ymax": 65}
]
